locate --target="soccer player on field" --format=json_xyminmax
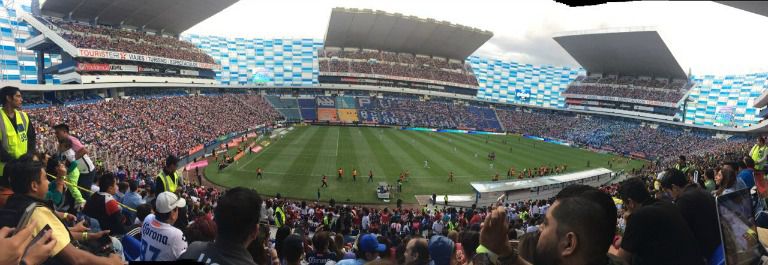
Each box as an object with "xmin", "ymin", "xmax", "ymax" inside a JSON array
[
  {"xmin": 256, "ymin": 167, "xmax": 263, "ymax": 179},
  {"xmin": 448, "ymin": 171, "xmax": 454, "ymax": 182},
  {"xmin": 368, "ymin": 169, "xmax": 374, "ymax": 182},
  {"xmin": 352, "ymin": 168, "xmax": 357, "ymax": 182},
  {"xmin": 321, "ymin": 175, "xmax": 328, "ymax": 187},
  {"xmin": 337, "ymin": 167, "xmax": 343, "ymax": 180}
]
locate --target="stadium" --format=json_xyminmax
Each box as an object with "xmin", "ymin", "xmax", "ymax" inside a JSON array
[{"xmin": 0, "ymin": 0, "xmax": 767, "ymax": 264}]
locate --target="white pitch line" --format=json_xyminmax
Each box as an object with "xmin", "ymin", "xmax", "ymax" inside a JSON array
[{"xmin": 335, "ymin": 128, "xmax": 340, "ymax": 157}]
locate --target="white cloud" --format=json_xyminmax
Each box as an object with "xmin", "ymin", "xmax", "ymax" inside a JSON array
[{"xmin": 185, "ymin": 0, "xmax": 768, "ymax": 76}]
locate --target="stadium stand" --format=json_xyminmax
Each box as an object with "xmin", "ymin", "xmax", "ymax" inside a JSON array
[
  {"xmin": 298, "ymin": 98, "xmax": 318, "ymax": 121},
  {"xmin": 317, "ymin": 108, "xmax": 339, "ymax": 122},
  {"xmin": 337, "ymin": 109, "xmax": 359, "ymax": 123},
  {"xmin": 265, "ymin": 96, "xmax": 302, "ymax": 122}
]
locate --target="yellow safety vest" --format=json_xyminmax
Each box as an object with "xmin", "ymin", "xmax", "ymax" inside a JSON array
[
  {"xmin": 0, "ymin": 109, "xmax": 28, "ymax": 176},
  {"xmin": 751, "ymin": 144, "xmax": 767, "ymax": 170},
  {"xmin": 158, "ymin": 171, "xmax": 179, "ymax": 193},
  {"xmin": 275, "ymin": 207, "xmax": 286, "ymax": 228}
]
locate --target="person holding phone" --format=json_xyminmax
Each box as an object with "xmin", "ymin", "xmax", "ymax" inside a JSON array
[
  {"xmin": 1, "ymin": 156, "xmax": 123, "ymax": 265},
  {"xmin": 0, "ymin": 222, "xmax": 57, "ymax": 265}
]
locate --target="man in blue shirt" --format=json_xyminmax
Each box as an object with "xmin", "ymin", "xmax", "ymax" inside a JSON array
[
  {"xmin": 122, "ymin": 180, "xmax": 145, "ymax": 224},
  {"xmin": 738, "ymin": 157, "xmax": 756, "ymax": 190}
]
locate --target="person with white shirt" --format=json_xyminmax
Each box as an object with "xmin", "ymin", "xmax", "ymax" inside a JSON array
[
  {"xmin": 361, "ymin": 210, "xmax": 370, "ymax": 233},
  {"xmin": 141, "ymin": 192, "xmax": 188, "ymax": 261},
  {"xmin": 432, "ymin": 219, "xmax": 444, "ymax": 236}
]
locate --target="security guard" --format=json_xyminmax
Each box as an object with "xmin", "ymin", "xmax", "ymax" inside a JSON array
[
  {"xmin": 274, "ymin": 202, "xmax": 286, "ymax": 228},
  {"xmin": 751, "ymin": 137, "xmax": 768, "ymax": 171},
  {"xmin": 155, "ymin": 155, "xmax": 181, "ymax": 193},
  {"xmin": 674, "ymin": 155, "xmax": 691, "ymax": 175},
  {"xmin": 0, "ymin": 86, "xmax": 35, "ymax": 206}
]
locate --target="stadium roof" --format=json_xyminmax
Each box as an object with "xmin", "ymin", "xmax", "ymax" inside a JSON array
[
  {"xmin": 323, "ymin": 7, "xmax": 493, "ymax": 60},
  {"xmin": 470, "ymin": 168, "xmax": 613, "ymax": 193},
  {"xmin": 39, "ymin": 0, "xmax": 238, "ymax": 34},
  {"xmin": 553, "ymin": 30, "xmax": 687, "ymax": 79},
  {"xmin": 715, "ymin": 1, "xmax": 768, "ymax": 17}
]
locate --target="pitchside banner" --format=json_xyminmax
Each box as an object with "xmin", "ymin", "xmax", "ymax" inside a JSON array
[{"xmin": 78, "ymin": 48, "xmax": 220, "ymax": 70}]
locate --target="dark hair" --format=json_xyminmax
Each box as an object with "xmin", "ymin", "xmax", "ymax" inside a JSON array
[
  {"xmin": 555, "ymin": 184, "xmax": 594, "ymax": 200},
  {"xmin": 705, "ymin": 169, "xmax": 716, "ymax": 180},
  {"xmin": 678, "ymin": 155, "xmax": 686, "ymax": 162},
  {"xmin": 214, "ymin": 187, "xmax": 262, "ymax": 244},
  {"xmin": 518, "ymin": 231, "xmax": 540, "ymax": 263},
  {"xmin": 552, "ymin": 191, "xmax": 615, "ymax": 264},
  {"xmin": 128, "ymin": 180, "xmax": 138, "ymax": 192},
  {"xmin": 744, "ymin": 156, "xmax": 755, "ymax": 168},
  {"xmin": 248, "ymin": 225, "xmax": 272, "ymax": 265},
  {"xmin": 136, "ymin": 204, "xmax": 152, "ymax": 223},
  {"xmin": 408, "ymin": 237, "xmax": 429, "ymax": 265},
  {"xmin": 0, "ymin": 86, "xmax": 20, "ymax": 105},
  {"xmin": 619, "ymin": 177, "xmax": 651, "ymax": 204},
  {"xmin": 283, "ymin": 234, "xmax": 304, "ymax": 263},
  {"xmin": 7, "ymin": 156, "xmax": 44, "ymax": 194},
  {"xmin": 45, "ymin": 155, "xmax": 65, "ymax": 177},
  {"xmin": 716, "ymin": 165, "xmax": 738, "ymax": 196},
  {"xmin": 660, "ymin": 168, "xmax": 688, "ymax": 189},
  {"xmin": 98, "ymin": 172, "xmax": 117, "ymax": 193},
  {"xmin": 312, "ymin": 231, "xmax": 331, "ymax": 253},
  {"xmin": 52, "ymin": 124, "xmax": 70, "ymax": 134},
  {"xmin": 459, "ymin": 230, "xmax": 479, "ymax": 260},
  {"xmin": 166, "ymin": 155, "xmax": 180, "ymax": 168},
  {"xmin": 275, "ymin": 226, "xmax": 292, "ymax": 260}
]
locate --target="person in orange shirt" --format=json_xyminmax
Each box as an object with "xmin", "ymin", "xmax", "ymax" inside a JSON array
[
  {"xmin": 352, "ymin": 168, "xmax": 357, "ymax": 182},
  {"xmin": 337, "ymin": 167, "xmax": 343, "ymax": 180},
  {"xmin": 256, "ymin": 167, "xmax": 263, "ymax": 179},
  {"xmin": 321, "ymin": 175, "xmax": 328, "ymax": 187}
]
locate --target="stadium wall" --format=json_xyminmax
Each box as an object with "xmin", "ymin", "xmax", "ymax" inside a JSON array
[
  {"xmin": 684, "ymin": 73, "xmax": 768, "ymax": 128},
  {"xmin": 0, "ymin": 1, "xmax": 59, "ymax": 84},
  {"xmin": 468, "ymin": 56, "xmax": 585, "ymax": 108},
  {"xmin": 182, "ymin": 35, "xmax": 321, "ymax": 86}
]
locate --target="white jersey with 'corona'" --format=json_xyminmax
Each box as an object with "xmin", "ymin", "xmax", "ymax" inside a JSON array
[{"xmin": 140, "ymin": 214, "xmax": 187, "ymax": 261}]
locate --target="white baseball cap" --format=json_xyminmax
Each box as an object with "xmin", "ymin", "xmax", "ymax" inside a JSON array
[{"xmin": 155, "ymin": 192, "xmax": 187, "ymax": 214}]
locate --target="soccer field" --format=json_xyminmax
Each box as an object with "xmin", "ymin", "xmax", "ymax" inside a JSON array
[{"xmin": 204, "ymin": 125, "xmax": 644, "ymax": 204}]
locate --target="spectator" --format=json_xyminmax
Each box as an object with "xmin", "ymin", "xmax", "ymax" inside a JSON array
[
  {"xmin": 53, "ymin": 123, "xmax": 95, "ymax": 190},
  {"xmin": 428, "ymin": 235, "xmax": 454, "ymax": 265},
  {"xmin": 121, "ymin": 180, "xmax": 145, "ymax": 224},
  {"xmin": 83, "ymin": 172, "xmax": 127, "ymax": 236},
  {"xmin": 0, "ymin": 222, "xmax": 57, "ymax": 265},
  {"xmin": 140, "ymin": 191, "xmax": 187, "ymax": 261},
  {"xmin": 404, "ymin": 237, "xmax": 429, "ymax": 265},
  {"xmin": 715, "ymin": 165, "xmax": 746, "ymax": 196},
  {"xmin": 737, "ymin": 156, "xmax": 756, "ymax": 189},
  {"xmin": 517, "ymin": 231, "xmax": 539, "ymax": 263},
  {"xmin": 660, "ymin": 168, "xmax": 721, "ymax": 261},
  {"xmin": 1, "ymin": 156, "xmax": 122, "ymax": 264},
  {"xmin": 337, "ymin": 234, "xmax": 386, "ymax": 265},
  {"xmin": 615, "ymin": 177, "xmax": 701, "ymax": 265},
  {"xmin": 283, "ymin": 234, "xmax": 305, "ymax": 265},
  {"xmin": 180, "ymin": 187, "xmax": 263, "ymax": 265},
  {"xmin": 307, "ymin": 231, "xmax": 337, "ymax": 265}
]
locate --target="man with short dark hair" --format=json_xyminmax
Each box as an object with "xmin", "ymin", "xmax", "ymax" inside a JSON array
[
  {"xmin": 122, "ymin": 180, "xmax": 144, "ymax": 224},
  {"xmin": 660, "ymin": 168, "xmax": 721, "ymax": 262},
  {"xmin": 141, "ymin": 191, "xmax": 187, "ymax": 261},
  {"xmin": 83, "ymin": 173, "xmax": 127, "ymax": 236},
  {"xmin": 1, "ymin": 157, "xmax": 122, "ymax": 265},
  {"xmin": 738, "ymin": 156, "xmax": 756, "ymax": 189},
  {"xmin": 0, "ymin": 86, "xmax": 35, "ymax": 207},
  {"xmin": 615, "ymin": 177, "xmax": 701, "ymax": 265},
  {"xmin": 179, "ymin": 187, "xmax": 263, "ymax": 264},
  {"xmin": 429, "ymin": 235, "xmax": 454, "ymax": 265},
  {"xmin": 53, "ymin": 123, "xmax": 94, "ymax": 190},
  {"xmin": 476, "ymin": 184, "xmax": 618, "ymax": 265},
  {"xmin": 404, "ymin": 237, "xmax": 429, "ymax": 265}
]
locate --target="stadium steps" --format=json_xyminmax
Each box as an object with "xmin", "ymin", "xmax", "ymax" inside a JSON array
[{"xmin": 493, "ymin": 108, "xmax": 506, "ymax": 132}]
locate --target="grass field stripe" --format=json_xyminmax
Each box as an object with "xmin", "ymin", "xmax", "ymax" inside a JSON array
[
  {"xmin": 236, "ymin": 126, "xmax": 312, "ymax": 171},
  {"xmin": 406, "ymin": 131, "xmax": 486, "ymax": 177},
  {"xmin": 360, "ymin": 128, "xmax": 402, "ymax": 180}
]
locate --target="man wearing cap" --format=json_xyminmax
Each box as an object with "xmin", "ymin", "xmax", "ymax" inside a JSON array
[
  {"xmin": 429, "ymin": 235, "xmax": 455, "ymax": 265},
  {"xmin": 140, "ymin": 191, "xmax": 188, "ymax": 261},
  {"xmin": 337, "ymin": 234, "xmax": 385, "ymax": 265}
]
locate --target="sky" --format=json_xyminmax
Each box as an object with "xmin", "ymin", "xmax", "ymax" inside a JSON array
[{"xmin": 185, "ymin": 0, "xmax": 768, "ymax": 76}]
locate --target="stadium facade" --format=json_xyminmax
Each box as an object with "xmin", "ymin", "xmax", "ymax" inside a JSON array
[{"xmin": 0, "ymin": 1, "xmax": 766, "ymax": 128}]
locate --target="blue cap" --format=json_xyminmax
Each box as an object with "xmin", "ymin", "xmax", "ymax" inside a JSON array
[
  {"xmin": 429, "ymin": 235, "xmax": 455, "ymax": 265},
  {"xmin": 358, "ymin": 234, "xmax": 386, "ymax": 253}
]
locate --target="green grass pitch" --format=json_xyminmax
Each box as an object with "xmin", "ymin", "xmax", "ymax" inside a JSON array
[{"xmin": 204, "ymin": 125, "xmax": 644, "ymax": 204}]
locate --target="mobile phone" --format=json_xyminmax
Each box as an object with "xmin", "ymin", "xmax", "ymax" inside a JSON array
[{"xmin": 24, "ymin": 224, "xmax": 51, "ymax": 254}]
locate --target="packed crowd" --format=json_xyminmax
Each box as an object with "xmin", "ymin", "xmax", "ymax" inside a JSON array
[
  {"xmin": 43, "ymin": 17, "xmax": 215, "ymax": 64},
  {"xmin": 1, "ymin": 84, "xmax": 766, "ymax": 265},
  {"xmin": 319, "ymin": 50, "xmax": 478, "ymax": 86},
  {"xmin": 357, "ymin": 98, "xmax": 502, "ymax": 131},
  {"xmin": 564, "ymin": 85, "xmax": 686, "ymax": 103},
  {"xmin": 496, "ymin": 108, "xmax": 750, "ymax": 161},
  {"xmin": 28, "ymin": 94, "xmax": 281, "ymax": 174}
]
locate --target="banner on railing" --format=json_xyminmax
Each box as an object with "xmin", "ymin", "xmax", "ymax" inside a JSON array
[
  {"xmin": 188, "ymin": 144, "xmax": 204, "ymax": 155},
  {"xmin": 78, "ymin": 48, "xmax": 220, "ymax": 70}
]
